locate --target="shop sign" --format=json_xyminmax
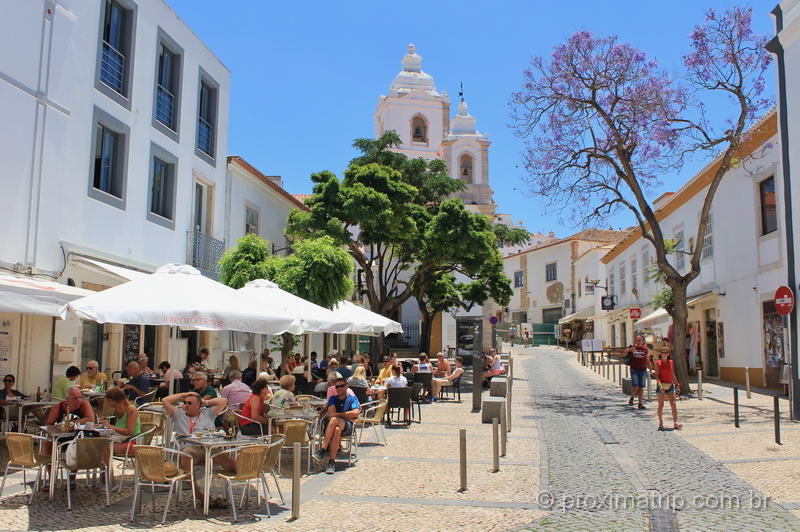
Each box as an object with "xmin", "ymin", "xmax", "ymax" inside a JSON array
[
  {"xmin": 601, "ymin": 295, "xmax": 616, "ymax": 310},
  {"xmin": 630, "ymin": 308, "xmax": 641, "ymax": 319}
]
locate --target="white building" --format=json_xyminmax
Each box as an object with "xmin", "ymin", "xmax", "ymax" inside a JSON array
[
  {"xmin": 597, "ymin": 112, "xmax": 783, "ymax": 388},
  {"xmin": 558, "ymin": 244, "xmax": 615, "ymax": 343},
  {"xmin": 0, "ymin": 0, "xmax": 229, "ymax": 392},
  {"xmin": 502, "ymin": 229, "xmax": 626, "ymax": 343}
]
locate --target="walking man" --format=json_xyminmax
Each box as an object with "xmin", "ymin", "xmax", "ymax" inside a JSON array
[{"xmin": 627, "ymin": 335, "xmax": 649, "ymax": 409}]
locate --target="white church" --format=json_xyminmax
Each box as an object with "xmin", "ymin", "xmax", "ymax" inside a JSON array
[{"xmin": 374, "ymin": 44, "xmax": 518, "ymax": 355}]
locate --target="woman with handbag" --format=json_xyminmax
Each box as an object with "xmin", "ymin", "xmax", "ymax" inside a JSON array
[{"xmin": 655, "ymin": 347, "xmax": 682, "ymax": 431}]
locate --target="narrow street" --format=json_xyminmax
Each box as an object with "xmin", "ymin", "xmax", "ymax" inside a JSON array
[{"xmin": 521, "ymin": 347, "xmax": 799, "ymax": 531}]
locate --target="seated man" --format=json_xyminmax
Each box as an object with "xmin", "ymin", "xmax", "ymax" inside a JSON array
[
  {"xmin": 431, "ymin": 356, "xmax": 465, "ymax": 401},
  {"xmin": 376, "ymin": 355, "xmax": 395, "ymax": 383},
  {"xmin": 121, "ymin": 361, "xmax": 151, "ymax": 404},
  {"xmin": 433, "ymin": 352, "xmax": 451, "ymax": 377},
  {"xmin": 79, "ymin": 360, "xmax": 108, "ymax": 389},
  {"xmin": 315, "ymin": 378, "xmax": 360, "ymax": 474},
  {"xmin": 53, "ymin": 366, "xmax": 81, "ymax": 399},
  {"xmin": 45, "ymin": 386, "xmax": 95, "ymax": 425},
  {"xmin": 162, "ymin": 391, "xmax": 234, "ymax": 502},
  {"xmin": 191, "ymin": 372, "xmax": 218, "ymax": 399}
]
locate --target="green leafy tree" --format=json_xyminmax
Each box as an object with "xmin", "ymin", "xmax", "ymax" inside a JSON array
[
  {"xmin": 288, "ymin": 131, "xmax": 527, "ymax": 354},
  {"xmin": 218, "ymin": 234, "xmax": 353, "ymax": 360}
]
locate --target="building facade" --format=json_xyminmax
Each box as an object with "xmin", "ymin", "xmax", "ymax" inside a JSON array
[{"xmin": 0, "ymin": 0, "xmax": 229, "ymax": 391}]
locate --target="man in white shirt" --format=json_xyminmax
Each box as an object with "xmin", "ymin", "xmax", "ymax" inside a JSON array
[
  {"xmin": 432, "ymin": 356, "xmax": 465, "ymax": 401},
  {"xmin": 385, "ymin": 365, "xmax": 409, "ymax": 423}
]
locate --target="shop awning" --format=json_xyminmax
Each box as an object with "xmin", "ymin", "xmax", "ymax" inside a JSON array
[
  {"xmin": 0, "ymin": 271, "xmax": 94, "ymax": 316},
  {"xmin": 72, "ymin": 256, "xmax": 151, "ymax": 282},
  {"xmin": 687, "ymin": 291, "xmax": 715, "ymax": 307},
  {"xmin": 558, "ymin": 307, "xmax": 594, "ymax": 325},
  {"xmin": 634, "ymin": 308, "xmax": 670, "ymax": 329}
]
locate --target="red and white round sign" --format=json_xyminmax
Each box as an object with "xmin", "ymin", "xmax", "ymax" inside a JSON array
[
  {"xmin": 630, "ymin": 308, "xmax": 641, "ymax": 319},
  {"xmin": 775, "ymin": 285, "xmax": 794, "ymax": 316}
]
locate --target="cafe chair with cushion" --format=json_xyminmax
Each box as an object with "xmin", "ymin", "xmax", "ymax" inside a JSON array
[
  {"xmin": 115, "ymin": 423, "xmax": 159, "ymax": 493},
  {"xmin": 355, "ymin": 400, "xmax": 388, "ymax": 446},
  {"xmin": 56, "ymin": 436, "xmax": 112, "ymax": 510},
  {"xmin": 211, "ymin": 444, "xmax": 272, "ymax": 522},
  {"xmin": 278, "ymin": 418, "xmax": 311, "ymax": 475},
  {"xmin": 442, "ymin": 376, "xmax": 462, "ymax": 402},
  {"xmin": 259, "ymin": 434, "xmax": 285, "ymax": 505},
  {"xmin": 386, "ymin": 386, "xmax": 413, "ymax": 426},
  {"xmin": 1, "ymin": 432, "xmax": 51, "ymax": 504},
  {"xmin": 130, "ymin": 446, "xmax": 196, "ymax": 525}
]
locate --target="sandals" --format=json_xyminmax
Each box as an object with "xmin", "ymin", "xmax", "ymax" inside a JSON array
[
  {"xmin": 673, "ymin": 423, "xmax": 683, "ymax": 430},
  {"xmin": 657, "ymin": 423, "xmax": 664, "ymax": 431}
]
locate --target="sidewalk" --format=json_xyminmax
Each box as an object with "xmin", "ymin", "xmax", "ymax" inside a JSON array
[
  {"xmin": 563, "ymin": 346, "xmax": 800, "ymax": 522},
  {"xmin": 0, "ymin": 359, "xmax": 542, "ymax": 531}
]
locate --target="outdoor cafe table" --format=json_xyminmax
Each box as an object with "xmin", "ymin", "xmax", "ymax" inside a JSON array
[
  {"xmin": 2, "ymin": 399, "xmax": 59, "ymax": 434},
  {"xmin": 178, "ymin": 433, "xmax": 259, "ymax": 515},
  {"xmin": 39, "ymin": 424, "xmax": 114, "ymax": 501}
]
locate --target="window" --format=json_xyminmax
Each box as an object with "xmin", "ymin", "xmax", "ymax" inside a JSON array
[
  {"xmin": 608, "ymin": 272, "xmax": 615, "ymax": 296},
  {"xmin": 631, "ymin": 257, "xmax": 638, "ymax": 296},
  {"xmin": 514, "ymin": 271, "xmax": 524, "ymax": 288},
  {"xmin": 245, "ymin": 206, "xmax": 259, "ymax": 235},
  {"xmin": 619, "ymin": 262, "xmax": 626, "ymax": 295},
  {"xmin": 642, "ymin": 249, "xmax": 650, "ymax": 285},
  {"xmin": 759, "ymin": 176, "xmax": 778, "ymax": 235},
  {"xmin": 411, "ymin": 115, "xmax": 428, "ymax": 143},
  {"xmin": 96, "ymin": 0, "xmax": 136, "ymax": 108},
  {"xmin": 545, "ymin": 263, "xmax": 557, "ymax": 282},
  {"xmin": 459, "ymin": 153, "xmax": 473, "ymax": 183},
  {"xmin": 88, "ymin": 108, "xmax": 128, "ymax": 209},
  {"xmin": 701, "ymin": 216, "xmax": 713, "ymax": 259},
  {"xmin": 196, "ymin": 70, "xmax": 219, "ymax": 163},
  {"xmin": 153, "ymin": 30, "xmax": 183, "ymax": 137},
  {"xmin": 147, "ymin": 143, "xmax": 177, "ymax": 228},
  {"xmin": 674, "ymin": 229, "xmax": 685, "ymax": 271}
]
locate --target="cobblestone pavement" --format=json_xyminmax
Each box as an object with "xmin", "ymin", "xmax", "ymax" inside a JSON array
[{"xmin": 519, "ymin": 347, "xmax": 800, "ymax": 531}]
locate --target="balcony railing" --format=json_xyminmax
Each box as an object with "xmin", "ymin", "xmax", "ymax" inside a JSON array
[
  {"xmin": 99, "ymin": 41, "xmax": 125, "ymax": 94},
  {"xmin": 187, "ymin": 230, "xmax": 224, "ymax": 277},
  {"xmin": 197, "ymin": 117, "xmax": 214, "ymax": 156},
  {"xmin": 155, "ymin": 84, "xmax": 175, "ymax": 129}
]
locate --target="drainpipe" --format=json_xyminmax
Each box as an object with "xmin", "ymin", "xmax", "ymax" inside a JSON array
[{"xmin": 768, "ymin": 4, "xmax": 800, "ymax": 419}]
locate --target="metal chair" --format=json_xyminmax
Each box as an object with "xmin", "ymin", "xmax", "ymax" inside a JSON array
[
  {"xmin": 410, "ymin": 382, "xmax": 425, "ymax": 423},
  {"xmin": 413, "ymin": 372, "xmax": 433, "ymax": 400},
  {"xmin": 56, "ymin": 436, "xmax": 112, "ymax": 510},
  {"xmin": 234, "ymin": 409, "xmax": 270, "ymax": 437},
  {"xmin": 114, "ymin": 423, "xmax": 159, "ymax": 493},
  {"xmin": 442, "ymin": 376, "xmax": 462, "ymax": 402},
  {"xmin": 355, "ymin": 400, "xmax": 388, "ymax": 446},
  {"xmin": 386, "ymin": 386, "xmax": 412, "ymax": 426},
  {"xmin": 211, "ymin": 444, "xmax": 271, "ymax": 522},
  {"xmin": 134, "ymin": 391, "xmax": 157, "ymax": 408},
  {"xmin": 318, "ymin": 413, "xmax": 358, "ymax": 466},
  {"xmin": 260, "ymin": 434, "xmax": 285, "ymax": 505},
  {"xmin": 349, "ymin": 386, "xmax": 369, "ymax": 404},
  {"xmin": 129, "ymin": 446, "xmax": 196, "ymax": 525},
  {"xmin": 278, "ymin": 418, "xmax": 312, "ymax": 475},
  {"xmin": 1, "ymin": 432, "xmax": 51, "ymax": 504}
]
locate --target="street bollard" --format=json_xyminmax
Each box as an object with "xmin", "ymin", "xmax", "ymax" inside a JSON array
[
  {"xmin": 745, "ymin": 367, "xmax": 752, "ymax": 399},
  {"xmin": 472, "ymin": 364, "xmax": 482, "ymax": 413},
  {"xmin": 506, "ymin": 385, "xmax": 512, "ymax": 433},
  {"xmin": 774, "ymin": 396, "xmax": 782, "ymax": 445},
  {"xmin": 604, "ymin": 355, "xmax": 608, "ymax": 379},
  {"xmin": 500, "ymin": 406, "xmax": 507, "ymax": 457},
  {"xmin": 697, "ymin": 370, "xmax": 703, "ymax": 400},
  {"xmin": 613, "ymin": 361, "xmax": 616, "ymax": 383},
  {"xmin": 292, "ymin": 442, "xmax": 301, "ymax": 519},
  {"xmin": 492, "ymin": 417, "xmax": 500, "ymax": 472},
  {"xmin": 734, "ymin": 387, "xmax": 740, "ymax": 428},
  {"xmin": 459, "ymin": 429, "xmax": 467, "ymax": 491}
]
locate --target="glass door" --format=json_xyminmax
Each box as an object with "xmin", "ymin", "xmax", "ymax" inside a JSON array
[{"xmin": 705, "ymin": 309, "xmax": 719, "ymax": 377}]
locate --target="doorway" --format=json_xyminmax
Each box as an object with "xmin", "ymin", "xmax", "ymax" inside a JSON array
[
  {"xmin": 762, "ymin": 300, "xmax": 786, "ymax": 388},
  {"xmin": 704, "ymin": 309, "xmax": 719, "ymax": 377}
]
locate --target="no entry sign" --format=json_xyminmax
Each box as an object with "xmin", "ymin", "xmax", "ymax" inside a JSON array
[
  {"xmin": 630, "ymin": 308, "xmax": 641, "ymax": 319},
  {"xmin": 775, "ymin": 285, "xmax": 794, "ymax": 316}
]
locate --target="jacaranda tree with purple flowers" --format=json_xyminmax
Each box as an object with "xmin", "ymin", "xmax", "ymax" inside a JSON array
[{"xmin": 511, "ymin": 7, "xmax": 772, "ymax": 392}]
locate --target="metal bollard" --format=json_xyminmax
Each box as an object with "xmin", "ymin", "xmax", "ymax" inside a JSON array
[
  {"xmin": 697, "ymin": 370, "xmax": 703, "ymax": 400},
  {"xmin": 500, "ymin": 406, "xmax": 507, "ymax": 457},
  {"xmin": 492, "ymin": 417, "xmax": 500, "ymax": 472},
  {"xmin": 733, "ymin": 387, "xmax": 740, "ymax": 428},
  {"xmin": 506, "ymin": 385, "xmax": 512, "ymax": 433},
  {"xmin": 613, "ymin": 361, "xmax": 616, "ymax": 383},
  {"xmin": 774, "ymin": 396, "xmax": 782, "ymax": 445},
  {"xmin": 292, "ymin": 441, "xmax": 301, "ymax": 519},
  {"xmin": 459, "ymin": 429, "xmax": 467, "ymax": 491},
  {"xmin": 745, "ymin": 367, "xmax": 751, "ymax": 399}
]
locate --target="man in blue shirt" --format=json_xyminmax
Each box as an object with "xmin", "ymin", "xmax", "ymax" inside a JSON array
[
  {"xmin": 122, "ymin": 361, "xmax": 151, "ymax": 404},
  {"xmin": 315, "ymin": 378, "xmax": 360, "ymax": 474}
]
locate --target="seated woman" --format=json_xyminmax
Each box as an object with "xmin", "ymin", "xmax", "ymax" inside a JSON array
[
  {"xmin": 101, "ymin": 387, "xmax": 141, "ymax": 481},
  {"xmin": 0, "ymin": 374, "xmax": 28, "ymax": 430},
  {"xmin": 270, "ymin": 375, "xmax": 298, "ymax": 409},
  {"xmin": 223, "ymin": 355, "xmax": 240, "ymax": 380},
  {"xmin": 348, "ymin": 366, "xmax": 381, "ymax": 400},
  {"xmin": 239, "ymin": 378, "xmax": 272, "ymax": 436},
  {"xmin": 412, "ymin": 354, "xmax": 432, "ymax": 374}
]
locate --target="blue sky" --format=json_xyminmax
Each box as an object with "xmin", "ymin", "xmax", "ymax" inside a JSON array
[{"xmin": 167, "ymin": 1, "xmax": 775, "ymax": 237}]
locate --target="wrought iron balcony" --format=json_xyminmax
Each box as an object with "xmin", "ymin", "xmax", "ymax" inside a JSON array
[
  {"xmin": 99, "ymin": 41, "xmax": 125, "ymax": 94},
  {"xmin": 186, "ymin": 230, "xmax": 224, "ymax": 278},
  {"xmin": 155, "ymin": 84, "xmax": 175, "ymax": 129},
  {"xmin": 197, "ymin": 117, "xmax": 214, "ymax": 156}
]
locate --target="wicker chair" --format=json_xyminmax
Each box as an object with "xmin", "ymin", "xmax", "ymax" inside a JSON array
[
  {"xmin": 211, "ymin": 444, "xmax": 271, "ymax": 522},
  {"xmin": 129, "ymin": 445, "xmax": 196, "ymax": 525},
  {"xmin": 318, "ymin": 413, "xmax": 358, "ymax": 466},
  {"xmin": 114, "ymin": 422, "xmax": 159, "ymax": 493},
  {"xmin": 56, "ymin": 436, "xmax": 112, "ymax": 510},
  {"xmin": 1, "ymin": 432, "xmax": 51, "ymax": 504},
  {"xmin": 137, "ymin": 410, "xmax": 165, "ymax": 444},
  {"xmin": 259, "ymin": 434, "xmax": 285, "ymax": 505},
  {"xmin": 295, "ymin": 394, "xmax": 317, "ymax": 402},
  {"xmin": 278, "ymin": 419, "xmax": 311, "ymax": 475},
  {"xmin": 354, "ymin": 400, "xmax": 388, "ymax": 446}
]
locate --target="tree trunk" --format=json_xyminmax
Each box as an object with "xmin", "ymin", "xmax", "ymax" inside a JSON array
[
  {"xmin": 281, "ymin": 332, "xmax": 295, "ymax": 366},
  {"xmin": 667, "ymin": 284, "xmax": 691, "ymax": 395},
  {"xmin": 418, "ymin": 300, "xmax": 432, "ymax": 355}
]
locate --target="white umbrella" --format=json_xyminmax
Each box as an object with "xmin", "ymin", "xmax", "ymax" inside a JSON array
[
  {"xmin": 332, "ymin": 300, "xmax": 403, "ymax": 336},
  {"xmin": 60, "ymin": 264, "xmax": 302, "ymax": 335},
  {"xmin": 238, "ymin": 279, "xmax": 358, "ymax": 334}
]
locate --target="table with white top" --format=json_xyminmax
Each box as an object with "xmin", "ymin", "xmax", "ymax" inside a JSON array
[
  {"xmin": 2, "ymin": 399, "xmax": 59, "ymax": 434},
  {"xmin": 178, "ymin": 433, "xmax": 259, "ymax": 515}
]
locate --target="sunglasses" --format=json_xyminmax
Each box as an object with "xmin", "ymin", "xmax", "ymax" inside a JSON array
[
  {"xmin": 334, "ymin": 384, "xmax": 346, "ymax": 389},
  {"xmin": 3, "ymin": 379, "xmax": 13, "ymax": 383}
]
